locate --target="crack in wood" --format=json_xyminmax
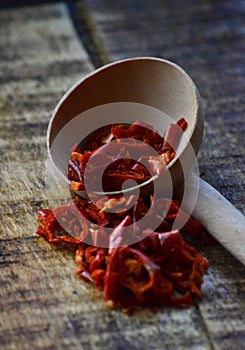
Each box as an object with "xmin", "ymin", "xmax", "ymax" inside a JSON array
[{"xmin": 68, "ymin": 2, "xmax": 109, "ymax": 68}]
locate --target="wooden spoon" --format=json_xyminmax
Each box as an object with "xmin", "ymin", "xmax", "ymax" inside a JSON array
[{"xmin": 47, "ymin": 57, "xmax": 245, "ymax": 265}]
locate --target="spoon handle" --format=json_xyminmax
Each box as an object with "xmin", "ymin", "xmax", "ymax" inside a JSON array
[{"xmin": 192, "ymin": 176, "xmax": 245, "ymax": 265}]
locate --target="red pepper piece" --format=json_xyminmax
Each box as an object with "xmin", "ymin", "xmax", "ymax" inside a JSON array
[
  {"xmin": 36, "ymin": 225, "xmax": 47, "ymax": 239},
  {"xmin": 103, "ymin": 169, "xmax": 147, "ymax": 192},
  {"xmin": 71, "ymin": 151, "xmax": 93, "ymax": 175},
  {"xmin": 89, "ymin": 249, "xmax": 107, "ymax": 272},
  {"xmin": 91, "ymin": 269, "xmax": 106, "ymax": 290},
  {"xmin": 163, "ymin": 200, "xmax": 204, "ymax": 238},
  {"xmin": 104, "ymin": 246, "xmax": 173, "ymax": 308},
  {"xmin": 177, "ymin": 117, "xmax": 188, "ymax": 131},
  {"xmin": 81, "ymin": 202, "xmax": 109, "ymax": 227},
  {"xmin": 75, "ymin": 244, "xmax": 93, "ymax": 283},
  {"xmin": 170, "ymin": 291, "xmax": 193, "ymax": 306},
  {"xmin": 187, "ymin": 250, "xmax": 208, "ymax": 299},
  {"xmin": 70, "ymin": 180, "xmax": 85, "ymax": 192},
  {"xmin": 128, "ymin": 120, "xmax": 154, "ymax": 133},
  {"xmin": 131, "ymin": 198, "xmax": 150, "ymax": 225},
  {"xmin": 111, "ymin": 124, "xmax": 130, "ymax": 139},
  {"xmin": 163, "ymin": 150, "xmax": 176, "ymax": 164},
  {"xmin": 119, "ymin": 246, "xmax": 161, "ymax": 295},
  {"xmin": 146, "ymin": 154, "xmax": 167, "ymax": 175},
  {"xmin": 70, "ymin": 143, "xmax": 80, "ymax": 154},
  {"xmin": 36, "ymin": 212, "xmax": 60, "ymax": 244},
  {"xmin": 159, "ymin": 230, "xmax": 185, "ymax": 258},
  {"xmin": 78, "ymin": 124, "xmax": 113, "ymax": 153},
  {"xmin": 159, "ymin": 231, "xmax": 208, "ymax": 298},
  {"xmin": 131, "ymin": 160, "xmax": 152, "ymax": 178},
  {"xmin": 68, "ymin": 159, "xmax": 83, "ymax": 182},
  {"xmin": 36, "ymin": 205, "xmax": 88, "ymax": 245},
  {"xmin": 90, "ymin": 228, "xmax": 109, "ymax": 247},
  {"xmin": 137, "ymin": 232, "xmax": 164, "ymax": 258},
  {"xmin": 76, "ymin": 267, "xmax": 93, "ymax": 284},
  {"xmin": 109, "ymin": 215, "xmax": 132, "ymax": 252},
  {"xmin": 103, "ymin": 248, "xmax": 123, "ymax": 307},
  {"xmin": 85, "ymin": 246, "xmax": 100, "ymax": 264},
  {"xmin": 137, "ymin": 274, "xmax": 173, "ymax": 306},
  {"xmin": 163, "ymin": 117, "xmax": 188, "ymax": 153},
  {"xmin": 74, "ymin": 243, "xmax": 87, "ymax": 264},
  {"xmin": 53, "ymin": 205, "xmax": 88, "ymax": 243},
  {"xmin": 37, "ymin": 209, "xmax": 52, "ymax": 225},
  {"xmin": 155, "ymin": 219, "xmax": 172, "ymax": 233},
  {"xmin": 127, "ymin": 120, "xmax": 164, "ymax": 153}
]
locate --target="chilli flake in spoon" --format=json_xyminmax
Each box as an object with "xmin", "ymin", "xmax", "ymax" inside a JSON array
[{"xmin": 47, "ymin": 57, "xmax": 245, "ymax": 265}]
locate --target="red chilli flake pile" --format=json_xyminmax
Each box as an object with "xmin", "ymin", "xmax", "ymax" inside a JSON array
[{"xmin": 37, "ymin": 118, "xmax": 209, "ymax": 312}]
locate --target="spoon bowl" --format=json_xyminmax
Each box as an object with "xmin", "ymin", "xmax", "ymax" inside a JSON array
[{"xmin": 48, "ymin": 57, "xmax": 203, "ymax": 197}]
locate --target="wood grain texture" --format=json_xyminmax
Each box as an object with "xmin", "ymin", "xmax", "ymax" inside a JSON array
[
  {"xmin": 82, "ymin": 1, "xmax": 245, "ymax": 348},
  {"xmin": 83, "ymin": 0, "xmax": 245, "ymax": 212},
  {"xmin": 0, "ymin": 1, "xmax": 245, "ymax": 350}
]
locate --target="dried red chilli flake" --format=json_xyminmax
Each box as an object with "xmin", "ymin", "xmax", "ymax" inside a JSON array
[
  {"xmin": 36, "ymin": 118, "xmax": 209, "ymax": 312},
  {"xmin": 36, "ymin": 203, "xmax": 88, "ymax": 245},
  {"xmin": 68, "ymin": 118, "xmax": 187, "ymax": 193},
  {"xmin": 37, "ymin": 209, "xmax": 52, "ymax": 225},
  {"xmin": 36, "ymin": 196, "xmax": 208, "ymax": 311}
]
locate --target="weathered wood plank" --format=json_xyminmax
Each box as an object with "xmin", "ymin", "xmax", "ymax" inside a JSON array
[
  {"xmin": 0, "ymin": 1, "xmax": 245, "ymax": 350},
  {"xmin": 81, "ymin": 0, "xmax": 245, "ymax": 349}
]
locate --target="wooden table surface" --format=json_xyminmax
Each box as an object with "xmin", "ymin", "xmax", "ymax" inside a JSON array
[{"xmin": 0, "ymin": 1, "xmax": 244, "ymax": 349}]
